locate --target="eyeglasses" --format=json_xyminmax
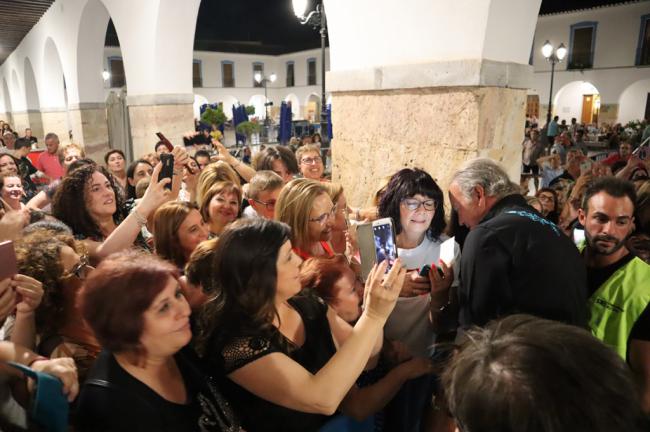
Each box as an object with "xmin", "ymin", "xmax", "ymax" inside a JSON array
[
  {"xmin": 538, "ymin": 194, "xmax": 554, "ymax": 203},
  {"xmin": 252, "ymin": 198, "xmax": 277, "ymax": 210},
  {"xmin": 61, "ymin": 255, "xmax": 91, "ymax": 280},
  {"xmin": 309, "ymin": 205, "xmax": 337, "ymax": 225},
  {"xmin": 301, "ymin": 156, "xmax": 322, "ymax": 165},
  {"xmin": 401, "ymin": 198, "xmax": 437, "ymax": 212}
]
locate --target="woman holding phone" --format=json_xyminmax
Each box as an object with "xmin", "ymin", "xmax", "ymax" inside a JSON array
[
  {"xmin": 52, "ymin": 163, "xmax": 172, "ymax": 262},
  {"xmin": 198, "ymin": 219, "xmax": 406, "ymax": 432},
  {"xmin": 376, "ymin": 168, "xmax": 460, "ymax": 431}
]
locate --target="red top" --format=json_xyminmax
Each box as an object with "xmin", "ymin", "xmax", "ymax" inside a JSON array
[
  {"xmin": 293, "ymin": 241, "xmax": 335, "ymax": 260},
  {"xmin": 35, "ymin": 151, "xmax": 64, "ymax": 180}
]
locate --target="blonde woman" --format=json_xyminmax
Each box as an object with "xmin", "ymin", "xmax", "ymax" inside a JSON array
[
  {"xmin": 275, "ymin": 178, "xmax": 335, "ymax": 259},
  {"xmin": 195, "ymin": 161, "xmax": 240, "ymax": 208}
]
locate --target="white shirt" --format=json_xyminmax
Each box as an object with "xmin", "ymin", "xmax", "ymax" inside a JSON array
[{"xmin": 383, "ymin": 234, "xmax": 460, "ymax": 357}]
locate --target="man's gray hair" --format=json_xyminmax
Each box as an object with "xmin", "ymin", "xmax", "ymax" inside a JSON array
[
  {"xmin": 451, "ymin": 158, "xmax": 519, "ymax": 200},
  {"xmin": 44, "ymin": 132, "xmax": 58, "ymax": 141}
]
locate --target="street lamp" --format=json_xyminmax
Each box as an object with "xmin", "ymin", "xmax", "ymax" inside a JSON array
[
  {"xmin": 102, "ymin": 70, "xmax": 110, "ymax": 81},
  {"xmin": 541, "ymin": 40, "xmax": 567, "ymax": 127},
  {"xmin": 292, "ymin": 0, "xmax": 329, "ymax": 148},
  {"xmin": 254, "ymin": 72, "xmax": 277, "ymax": 142}
]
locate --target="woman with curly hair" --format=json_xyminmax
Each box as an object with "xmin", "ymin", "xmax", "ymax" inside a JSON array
[
  {"xmin": 15, "ymin": 228, "xmax": 99, "ymax": 380},
  {"xmin": 52, "ymin": 163, "xmax": 172, "ymax": 262}
]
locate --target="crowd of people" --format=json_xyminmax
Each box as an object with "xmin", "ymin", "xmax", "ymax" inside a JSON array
[{"xmin": 0, "ymin": 116, "xmax": 648, "ymax": 432}]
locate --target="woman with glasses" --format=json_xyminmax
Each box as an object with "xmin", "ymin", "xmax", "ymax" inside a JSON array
[
  {"xmin": 15, "ymin": 228, "xmax": 99, "ymax": 381},
  {"xmin": 377, "ymin": 168, "xmax": 460, "ymax": 431},
  {"xmin": 296, "ymin": 144, "xmax": 325, "ymax": 181},
  {"xmin": 535, "ymin": 187, "xmax": 559, "ymax": 224},
  {"xmin": 275, "ymin": 178, "xmax": 336, "ymax": 259}
]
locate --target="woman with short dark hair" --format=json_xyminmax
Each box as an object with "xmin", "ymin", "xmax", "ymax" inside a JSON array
[
  {"xmin": 253, "ymin": 146, "xmax": 299, "ymax": 184},
  {"xmin": 104, "ymin": 149, "xmax": 127, "ymax": 192},
  {"xmin": 75, "ymin": 251, "xmax": 240, "ymax": 432}
]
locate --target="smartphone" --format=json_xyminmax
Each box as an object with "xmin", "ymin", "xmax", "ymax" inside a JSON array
[
  {"xmin": 156, "ymin": 132, "xmax": 174, "ymax": 152},
  {"xmin": 372, "ymin": 218, "xmax": 398, "ymax": 272},
  {"xmin": 0, "ymin": 240, "xmax": 17, "ymax": 281},
  {"xmin": 580, "ymin": 159, "xmax": 593, "ymax": 175},
  {"xmin": 157, "ymin": 132, "xmax": 196, "ymax": 174},
  {"xmin": 159, "ymin": 153, "xmax": 174, "ymax": 190},
  {"xmin": 439, "ymin": 237, "xmax": 456, "ymax": 267}
]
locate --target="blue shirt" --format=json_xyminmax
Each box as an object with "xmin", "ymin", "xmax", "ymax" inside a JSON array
[{"xmin": 547, "ymin": 120, "xmax": 559, "ymax": 137}]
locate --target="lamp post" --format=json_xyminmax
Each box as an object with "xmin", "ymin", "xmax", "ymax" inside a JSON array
[
  {"xmin": 541, "ymin": 40, "xmax": 567, "ymax": 127},
  {"xmin": 292, "ymin": 0, "xmax": 329, "ymax": 149},
  {"xmin": 254, "ymin": 71, "xmax": 277, "ymax": 142}
]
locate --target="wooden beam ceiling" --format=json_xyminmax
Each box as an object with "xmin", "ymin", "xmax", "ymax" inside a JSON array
[{"xmin": 0, "ymin": 0, "xmax": 55, "ymax": 66}]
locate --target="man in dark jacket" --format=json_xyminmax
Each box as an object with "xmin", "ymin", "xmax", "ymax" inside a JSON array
[{"xmin": 448, "ymin": 158, "xmax": 587, "ymax": 328}]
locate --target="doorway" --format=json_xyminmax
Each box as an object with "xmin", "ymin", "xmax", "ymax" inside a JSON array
[{"xmin": 581, "ymin": 94, "xmax": 600, "ymax": 124}]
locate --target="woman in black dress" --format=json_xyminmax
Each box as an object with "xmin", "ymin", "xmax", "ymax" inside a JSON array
[{"xmin": 198, "ymin": 218, "xmax": 406, "ymax": 432}]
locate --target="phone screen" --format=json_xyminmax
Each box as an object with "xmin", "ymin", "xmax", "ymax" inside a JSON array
[
  {"xmin": 0, "ymin": 240, "xmax": 17, "ymax": 281},
  {"xmin": 373, "ymin": 221, "xmax": 397, "ymax": 272},
  {"xmin": 159, "ymin": 153, "xmax": 174, "ymax": 190}
]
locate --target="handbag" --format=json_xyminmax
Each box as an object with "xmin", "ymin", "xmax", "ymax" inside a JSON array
[{"xmin": 7, "ymin": 362, "xmax": 69, "ymax": 432}]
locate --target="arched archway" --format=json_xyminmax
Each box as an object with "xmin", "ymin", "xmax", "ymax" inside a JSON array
[
  {"xmin": 42, "ymin": 37, "xmax": 71, "ymax": 143},
  {"xmin": 553, "ymin": 81, "xmax": 601, "ymax": 125},
  {"xmin": 618, "ymin": 79, "xmax": 650, "ymax": 125},
  {"xmin": 1, "ymin": 77, "xmax": 13, "ymax": 126},
  {"xmin": 285, "ymin": 93, "xmax": 300, "ymax": 119},
  {"xmin": 305, "ymin": 93, "xmax": 321, "ymax": 123},
  {"xmin": 23, "ymin": 57, "xmax": 44, "ymax": 139},
  {"xmin": 193, "ymin": 94, "xmax": 209, "ymax": 120},
  {"xmin": 248, "ymin": 94, "xmax": 267, "ymax": 120}
]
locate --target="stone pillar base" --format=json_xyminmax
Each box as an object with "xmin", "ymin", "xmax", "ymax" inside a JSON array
[
  {"xmin": 10, "ymin": 112, "xmax": 31, "ymax": 136},
  {"xmin": 41, "ymin": 110, "xmax": 71, "ymax": 146},
  {"xmin": 68, "ymin": 105, "xmax": 110, "ymax": 162},
  {"xmin": 127, "ymin": 95, "xmax": 194, "ymax": 160},
  {"xmin": 331, "ymin": 86, "xmax": 526, "ymax": 207}
]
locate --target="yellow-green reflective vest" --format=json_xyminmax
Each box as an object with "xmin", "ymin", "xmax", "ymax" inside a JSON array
[{"xmin": 587, "ymin": 256, "xmax": 650, "ymax": 360}]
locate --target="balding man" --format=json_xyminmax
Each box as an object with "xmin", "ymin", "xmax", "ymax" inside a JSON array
[{"xmin": 448, "ymin": 158, "xmax": 587, "ymax": 328}]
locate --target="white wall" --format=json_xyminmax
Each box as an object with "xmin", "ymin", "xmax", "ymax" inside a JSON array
[
  {"xmin": 618, "ymin": 78, "xmax": 650, "ymax": 123},
  {"xmin": 104, "ymin": 46, "xmax": 331, "ymax": 121},
  {"xmin": 531, "ymin": 1, "xmax": 650, "ymax": 123},
  {"xmin": 553, "ymin": 81, "xmax": 599, "ymax": 121},
  {"xmin": 325, "ymin": 0, "xmax": 541, "ymax": 71}
]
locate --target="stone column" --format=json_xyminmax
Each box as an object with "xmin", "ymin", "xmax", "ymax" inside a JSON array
[
  {"xmin": 127, "ymin": 94, "xmax": 194, "ymax": 160},
  {"xmin": 329, "ymin": 61, "xmax": 530, "ymax": 205},
  {"xmin": 40, "ymin": 109, "xmax": 71, "ymax": 145},
  {"xmin": 68, "ymin": 103, "xmax": 110, "ymax": 162},
  {"xmin": 324, "ymin": 0, "xmax": 540, "ymax": 206}
]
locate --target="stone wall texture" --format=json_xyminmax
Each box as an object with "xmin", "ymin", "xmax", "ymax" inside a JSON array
[
  {"xmin": 68, "ymin": 108, "xmax": 110, "ymax": 162},
  {"xmin": 41, "ymin": 111, "xmax": 71, "ymax": 145},
  {"xmin": 128, "ymin": 104, "xmax": 194, "ymax": 160},
  {"xmin": 331, "ymin": 86, "xmax": 526, "ymax": 207},
  {"xmin": 11, "ymin": 113, "xmax": 30, "ymax": 137}
]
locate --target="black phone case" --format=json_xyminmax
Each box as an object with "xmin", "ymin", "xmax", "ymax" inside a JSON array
[{"xmin": 159, "ymin": 153, "xmax": 174, "ymax": 190}]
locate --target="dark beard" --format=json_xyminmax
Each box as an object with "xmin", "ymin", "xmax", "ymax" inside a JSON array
[{"xmin": 585, "ymin": 230, "xmax": 629, "ymax": 256}]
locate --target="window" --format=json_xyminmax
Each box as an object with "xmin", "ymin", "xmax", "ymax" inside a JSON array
[
  {"xmin": 253, "ymin": 62, "xmax": 264, "ymax": 87},
  {"xmin": 286, "ymin": 62, "xmax": 295, "ymax": 87},
  {"xmin": 636, "ymin": 14, "xmax": 650, "ymax": 66},
  {"xmin": 108, "ymin": 57, "xmax": 125, "ymax": 88},
  {"xmin": 222, "ymin": 61, "xmax": 234, "ymax": 88},
  {"xmin": 193, "ymin": 60, "xmax": 202, "ymax": 88},
  {"xmin": 307, "ymin": 58, "xmax": 317, "ymax": 86},
  {"xmin": 568, "ymin": 22, "xmax": 597, "ymax": 70}
]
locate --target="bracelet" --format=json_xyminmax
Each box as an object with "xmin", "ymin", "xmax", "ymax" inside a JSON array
[{"xmin": 133, "ymin": 209, "xmax": 148, "ymax": 227}]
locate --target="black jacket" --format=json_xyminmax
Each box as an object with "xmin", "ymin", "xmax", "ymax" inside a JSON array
[{"xmin": 458, "ymin": 194, "xmax": 587, "ymax": 328}]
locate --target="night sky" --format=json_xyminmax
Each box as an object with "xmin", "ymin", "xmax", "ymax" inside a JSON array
[{"xmin": 106, "ymin": 0, "xmax": 637, "ymax": 53}]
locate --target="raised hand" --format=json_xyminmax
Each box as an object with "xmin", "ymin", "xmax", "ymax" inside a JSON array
[{"xmin": 363, "ymin": 259, "xmax": 407, "ymax": 323}]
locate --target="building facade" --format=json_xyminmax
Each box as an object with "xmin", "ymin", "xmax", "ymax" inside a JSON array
[{"xmin": 530, "ymin": 1, "xmax": 650, "ymax": 126}]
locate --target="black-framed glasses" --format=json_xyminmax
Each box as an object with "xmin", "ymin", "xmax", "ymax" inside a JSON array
[
  {"xmin": 301, "ymin": 156, "xmax": 322, "ymax": 165},
  {"xmin": 61, "ymin": 255, "xmax": 91, "ymax": 280},
  {"xmin": 309, "ymin": 205, "xmax": 337, "ymax": 225},
  {"xmin": 401, "ymin": 198, "xmax": 437, "ymax": 212},
  {"xmin": 252, "ymin": 198, "xmax": 277, "ymax": 210}
]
